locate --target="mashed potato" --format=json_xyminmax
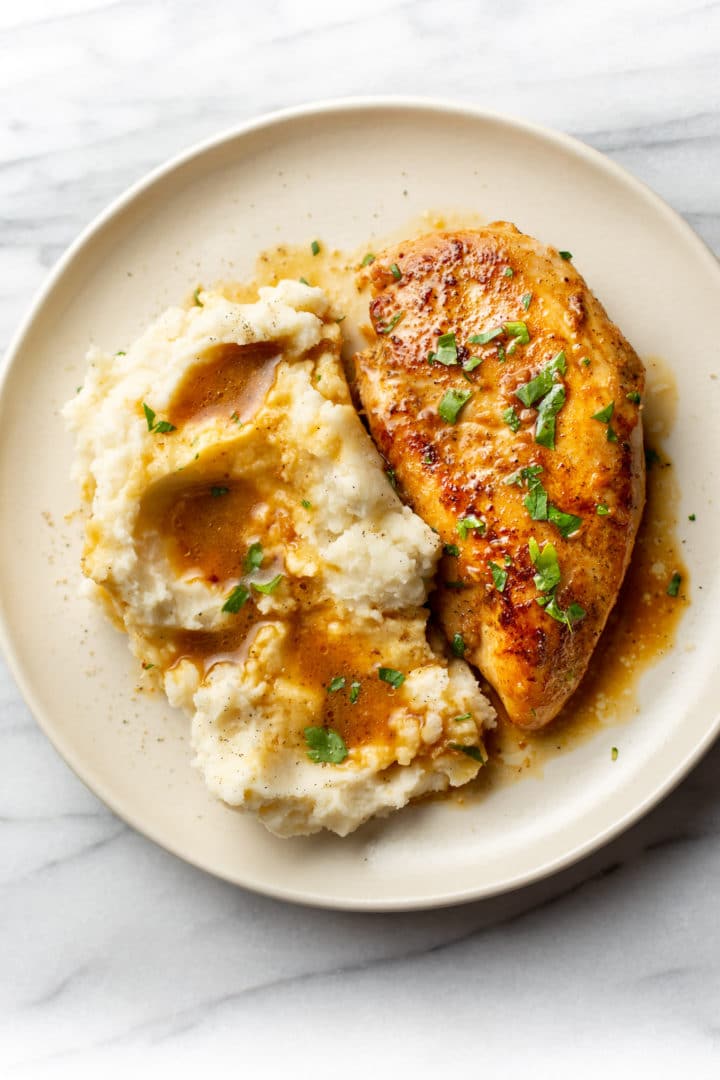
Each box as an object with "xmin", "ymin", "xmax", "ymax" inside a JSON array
[{"xmin": 64, "ymin": 281, "xmax": 495, "ymax": 836}]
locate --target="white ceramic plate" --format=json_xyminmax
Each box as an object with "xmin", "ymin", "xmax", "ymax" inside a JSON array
[{"xmin": 1, "ymin": 99, "xmax": 718, "ymax": 911}]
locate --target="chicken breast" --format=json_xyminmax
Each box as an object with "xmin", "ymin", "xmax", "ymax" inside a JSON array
[{"xmin": 350, "ymin": 224, "xmax": 645, "ymax": 729}]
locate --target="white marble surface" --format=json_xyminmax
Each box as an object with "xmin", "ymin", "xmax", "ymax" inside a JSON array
[{"xmin": 2, "ymin": 0, "xmax": 720, "ymax": 1075}]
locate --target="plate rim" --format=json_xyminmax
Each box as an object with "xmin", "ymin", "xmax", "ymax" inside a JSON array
[{"xmin": 2, "ymin": 95, "xmax": 719, "ymax": 912}]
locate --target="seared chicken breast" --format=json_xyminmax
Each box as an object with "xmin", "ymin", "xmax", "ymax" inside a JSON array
[{"xmin": 351, "ymin": 225, "xmax": 645, "ymax": 729}]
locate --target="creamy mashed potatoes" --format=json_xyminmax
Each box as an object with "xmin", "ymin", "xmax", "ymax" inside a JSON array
[{"xmin": 64, "ymin": 281, "xmax": 495, "ymax": 836}]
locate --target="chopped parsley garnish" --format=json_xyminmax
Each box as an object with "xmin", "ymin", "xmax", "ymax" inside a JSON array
[
  {"xmin": 299, "ymin": 276, "xmax": 310, "ymax": 285},
  {"xmin": 379, "ymin": 667, "xmax": 405, "ymax": 689},
  {"xmin": 645, "ymin": 447, "xmax": 660, "ymax": 468},
  {"xmin": 688, "ymin": 513, "xmax": 696, "ymax": 522},
  {"xmin": 544, "ymin": 595, "xmax": 587, "ymax": 630},
  {"xmin": 596, "ymin": 503, "xmax": 609, "ymax": 516},
  {"xmin": 535, "ymin": 383, "xmax": 566, "ymax": 449},
  {"xmin": 454, "ymin": 713, "xmax": 473, "ymax": 723},
  {"xmin": 611, "ymin": 746, "xmax": 619, "ymax": 761},
  {"xmin": 230, "ymin": 411, "xmax": 243, "ymax": 425},
  {"xmin": 327, "ymin": 676, "xmax": 346, "ymax": 693},
  {"xmin": 386, "ymin": 467, "xmax": 398, "ymax": 490},
  {"xmin": 221, "ymin": 584, "xmax": 250, "ymax": 613},
  {"xmin": 457, "ymin": 515, "xmax": 486, "ymax": 540},
  {"xmin": 252, "ymin": 574, "xmax": 284, "ymax": 594},
  {"xmin": 243, "ymin": 542, "xmax": 263, "ymax": 573},
  {"xmin": 450, "ymin": 744, "xmax": 485, "ymax": 763},
  {"xmin": 349, "ymin": 681, "xmax": 361, "ymax": 704},
  {"xmin": 504, "ymin": 321, "xmax": 531, "ymax": 345},
  {"xmin": 304, "ymin": 726, "xmax": 348, "ymax": 764},
  {"xmin": 115, "ymin": 350, "xmax": 126, "ymax": 357},
  {"xmin": 439, "ymin": 388, "xmax": 472, "ymax": 424},
  {"xmin": 528, "ymin": 537, "xmax": 585, "ymax": 630},
  {"xmin": 193, "ymin": 287, "xmax": 203, "ymax": 306},
  {"xmin": 377, "ymin": 311, "xmax": 404, "ymax": 335},
  {"xmin": 469, "ymin": 327, "xmax": 503, "ymax": 345},
  {"xmin": 503, "ymin": 267, "xmax": 514, "ymax": 277},
  {"xmin": 390, "ymin": 262, "xmax": 402, "ymax": 280},
  {"xmin": 592, "ymin": 402, "xmax": 615, "ymax": 423},
  {"xmin": 606, "ymin": 426, "xmax": 618, "ymax": 443},
  {"xmin": 626, "ymin": 391, "xmax": 641, "ymax": 404},
  {"xmin": 580, "ymin": 357, "xmax": 590, "ymax": 367},
  {"xmin": 301, "ymin": 498, "xmax": 312, "ymax": 509},
  {"xmin": 452, "ymin": 633, "xmax": 466, "ymax": 657},
  {"xmin": 667, "ymin": 572, "xmax": 682, "ymax": 597},
  {"xmin": 311, "ymin": 240, "xmax": 320, "ymax": 256},
  {"xmin": 521, "ymin": 292, "xmax": 532, "ymax": 311},
  {"xmin": 497, "ymin": 343, "xmax": 506, "ymax": 363},
  {"xmin": 444, "ymin": 543, "xmax": 460, "ymax": 557},
  {"xmin": 559, "ymin": 250, "xmax": 573, "ymax": 260},
  {"xmin": 444, "ymin": 580, "xmax": 467, "ymax": 589},
  {"xmin": 429, "ymin": 332, "xmax": 458, "ymax": 366},
  {"xmin": 142, "ymin": 403, "xmax": 176, "ymax": 435},
  {"xmin": 503, "ymin": 406, "xmax": 521, "ymax": 432},
  {"xmin": 489, "ymin": 561, "xmax": 508, "ymax": 591},
  {"xmin": 515, "ymin": 351, "xmax": 566, "ymax": 407},
  {"xmin": 506, "ymin": 466, "xmax": 580, "ymax": 535},
  {"xmin": 211, "ymin": 486, "xmax": 229, "ymax": 498},
  {"xmin": 141, "ymin": 661, "xmax": 154, "ymax": 670},
  {"xmin": 529, "ymin": 537, "xmax": 561, "ymax": 593},
  {"xmin": 463, "ymin": 355, "xmax": 483, "ymax": 372},
  {"xmin": 547, "ymin": 504, "xmax": 583, "ymax": 539},
  {"xmin": 361, "ymin": 253, "xmax": 376, "ymax": 266}
]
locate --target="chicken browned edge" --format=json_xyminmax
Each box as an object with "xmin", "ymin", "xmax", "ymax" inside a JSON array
[{"xmin": 349, "ymin": 224, "xmax": 646, "ymax": 729}]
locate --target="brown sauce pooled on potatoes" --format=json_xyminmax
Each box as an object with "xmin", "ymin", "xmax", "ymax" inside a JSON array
[
  {"xmin": 167, "ymin": 607, "xmax": 404, "ymax": 750},
  {"xmin": 163, "ymin": 484, "xmax": 265, "ymax": 584},
  {"xmin": 167, "ymin": 341, "xmax": 281, "ymax": 427}
]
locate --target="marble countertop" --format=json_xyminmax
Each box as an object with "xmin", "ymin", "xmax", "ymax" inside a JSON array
[{"xmin": 2, "ymin": 1, "xmax": 720, "ymax": 1074}]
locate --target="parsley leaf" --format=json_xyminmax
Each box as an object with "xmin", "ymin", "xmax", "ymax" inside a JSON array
[
  {"xmin": 502, "ymin": 267, "xmax": 514, "ymax": 277},
  {"xmin": 429, "ymin": 332, "xmax": 458, "ymax": 366},
  {"xmin": 349, "ymin": 681, "xmax": 361, "ymax": 704},
  {"xmin": 547, "ymin": 504, "xmax": 582, "ymax": 538},
  {"xmin": 489, "ymin": 561, "xmax": 508, "ymax": 591},
  {"xmin": 503, "ymin": 406, "xmax": 521, "ymax": 432},
  {"xmin": 523, "ymin": 481, "xmax": 548, "ymax": 521},
  {"xmin": 327, "ymin": 676, "xmax": 346, "ymax": 693},
  {"xmin": 626, "ymin": 391, "xmax": 641, "ymax": 404},
  {"xmin": 450, "ymin": 743, "xmax": 485, "ymax": 763},
  {"xmin": 444, "ymin": 543, "xmax": 460, "ymax": 557},
  {"xmin": 528, "ymin": 538, "xmax": 561, "ymax": 592},
  {"xmin": 301, "ymin": 498, "xmax": 312, "ymax": 509},
  {"xmin": 503, "ymin": 321, "xmax": 530, "ymax": 345},
  {"xmin": 463, "ymin": 355, "xmax": 483, "ymax": 372},
  {"xmin": 377, "ymin": 311, "xmax": 404, "ymax": 335},
  {"xmin": 143, "ymin": 403, "xmax": 156, "ymax": 430},
  {"xmin": 142, "ymin": 403, "xmax": 176, "ymax": 435},
  {"xmin": 535, "ymin": 383, "xmax": 566, "ymax": 449},
  {"xmin": 515, "ymin": 352, "xmax": 566, "ymax": 407},
  {"xmin": 439, "ymin": 388, "xmax": 473, "ymax": 424},
  {"xmin": 243, "ymin": 542, "xmax": 263, "ymax": 573},
  {"xmin": 222, "ymin": 584, "xmax": 250, "ymax": 613},
  {"xmin": 521, "ymin": 292, "xmax": 532, "ymax": 311},
  {"xmin": 361, "ymin": 253, "xmax": 375, "ymax": 266},
  {"xmin": 667, "ymin": 572, "xmax": 682, "ymax": 597},
  {"xmin": 304, "ymin": 726, "xmax": 348, "ymax": 764},
  {"xmin": 452, "ymin": 633, "xmax": 466, "ymax": 657},
  {"xmin": 558, "ymin": 250, "xmax": 573, "ymax": 260},
  {"xmin": 211, "ymin": 486, "xmax": 229, "ymax": 498},
  {"xmin": 379, "ymin": 667, "xmax": 405, "ymax": 688},
  {"xmin": 457, "ymin": 515, "xmax": 486, "ymax": 540},
  {"xmin": 544, "ymin": 595, "xmax": 586, "ymax": 630},
  {"xmin": 469, "ymin": 327, "xmax": 504, "ymax": 345},
  {"xmin": 193, "ymin": 287, "xmax": 203, "ymax": 306},
  {"xmin": 592, "ymin": 402, "xmax": 615, "ymax": 423},
  {"xmin": 596, "ymin": 503, "xmax": 609, "ymax": 516},
  {"xmin": 390, "ymin": 262, "xmax": 402, "ymax": 280},
  {"xmin": 252, "ymin": 574, "xmax": 283, "ymax": 594},
  {"xmin": 311, "ymin": 240, "xmax": 320, "ymax": 256}
]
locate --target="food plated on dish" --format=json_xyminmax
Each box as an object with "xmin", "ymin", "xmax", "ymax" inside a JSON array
[{"xmin": 64, "ymin": 222, "xmax": 680, "ymax": 838}]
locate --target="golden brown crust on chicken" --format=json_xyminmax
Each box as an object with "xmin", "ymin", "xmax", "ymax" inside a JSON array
[{"xmin": 351, "ymin": 224, "xmax": 645, "ymax": 729}]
